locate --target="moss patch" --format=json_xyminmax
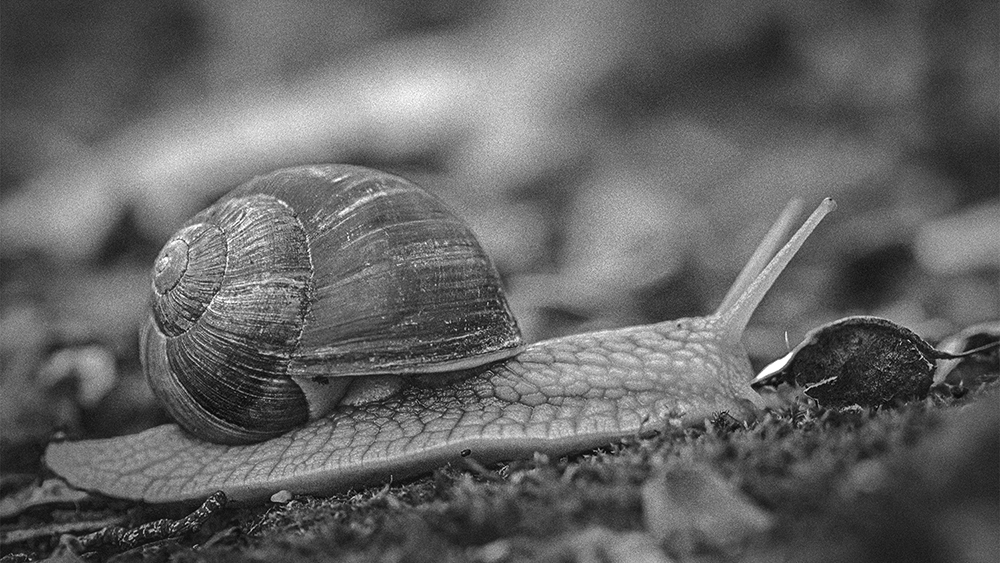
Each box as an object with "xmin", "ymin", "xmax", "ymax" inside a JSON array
[{"xmin": 42, "ymin": 384, "xmax": 987, "ymax": 563}]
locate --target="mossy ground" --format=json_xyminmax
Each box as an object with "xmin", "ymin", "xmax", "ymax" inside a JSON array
[{"xmin": 9, "ymin": 384, "xmax": 993, "ymax": 562}]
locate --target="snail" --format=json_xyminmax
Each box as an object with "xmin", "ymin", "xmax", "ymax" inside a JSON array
[{"xmin": 45, "ymin": 165, "xmax": 835, "ymax": 503}]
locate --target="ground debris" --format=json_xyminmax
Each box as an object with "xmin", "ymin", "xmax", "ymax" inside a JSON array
[
  {"xmin": 752, "ymin": 316, "xmax": 999, "ymax": 408},
  {"xmin": 642, "ymin": 461, "xmax": 772, "ymax": 556}
]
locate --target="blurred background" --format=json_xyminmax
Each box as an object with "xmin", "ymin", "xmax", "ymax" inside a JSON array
[{"xmin": 1, "ymin": 0, "xmax": 997, "ymax": 450}]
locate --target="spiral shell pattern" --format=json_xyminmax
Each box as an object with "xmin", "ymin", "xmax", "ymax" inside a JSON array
[{"xmin": 142, "ymin": 165, "xmax": 523, "ymax": 444}]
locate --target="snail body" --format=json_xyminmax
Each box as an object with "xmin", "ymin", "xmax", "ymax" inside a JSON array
[{"xmin": 45, "ymin": 165, "xmax": 835, "ymax": 503}]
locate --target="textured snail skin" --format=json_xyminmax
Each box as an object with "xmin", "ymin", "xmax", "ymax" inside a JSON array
[
  {"xmin": 44, "ymin": 184, "xmax": 834, "ymax": 503},
  {"xmin": 47, "ymin": 317, "xmax": 756, "ymax": 503}
]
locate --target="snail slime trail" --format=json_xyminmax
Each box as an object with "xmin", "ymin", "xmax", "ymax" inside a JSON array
[{"xmin": 45, "ymin": 165, "xmax": 835, "ymax": 503}]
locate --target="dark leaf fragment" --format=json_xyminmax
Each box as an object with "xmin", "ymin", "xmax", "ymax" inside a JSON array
[{"xmin": 751, "ymin": 316, "xmax": 998, "ymax": 409}]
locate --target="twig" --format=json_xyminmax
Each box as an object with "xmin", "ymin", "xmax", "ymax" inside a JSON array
[{"xmin": 58, "ymin": 491, "xmax": 227, "ymax": 555}]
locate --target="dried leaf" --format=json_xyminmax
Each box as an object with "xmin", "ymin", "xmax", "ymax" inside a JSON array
[
  {"xmin": 642, "ymin": 461, "xmax": 771, "ymax": 554},
  {"xmin": 933, "ymin": 321, "xmax": 1000, "ymax": 387},
  {"xmin": 751, "ymin": 316, "xmax": 996, "ymax": 409},
  {"xmin": 0, "ymin": 479, "xmax": 90, "ymax": 519},
  {"xmin": 538, "ymin": 527, "xmax": 670, "ymax": 563}
]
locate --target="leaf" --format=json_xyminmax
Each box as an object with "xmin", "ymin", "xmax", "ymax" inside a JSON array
[
  {"xmin": 751, "ymin": 316, "xmax": 997, "ymax": 409},
  {"xmin": 0, "ymin": 478, "xmax": 90, "ymax": 519},
  {"xmin": 932, "ymin": 321, "xmax": 1000, "ymax": 387},
  {"xmin": 642, "ymin": 461, "xmax": 772, "ymax": 554}
]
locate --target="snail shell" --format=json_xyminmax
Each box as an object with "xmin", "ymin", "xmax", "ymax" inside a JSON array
[{"xmin": 142, "ymin": 165, "xmax": 523, "ymax": 444}]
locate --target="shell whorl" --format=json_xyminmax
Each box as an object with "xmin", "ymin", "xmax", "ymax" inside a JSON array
[
  {"xmin": 142, "ymin": 165, "xmax": 523, "ymax": 444},
  {"xmin": 144, "ymin": 193, "xmax": 313, "ymax": 443}
]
